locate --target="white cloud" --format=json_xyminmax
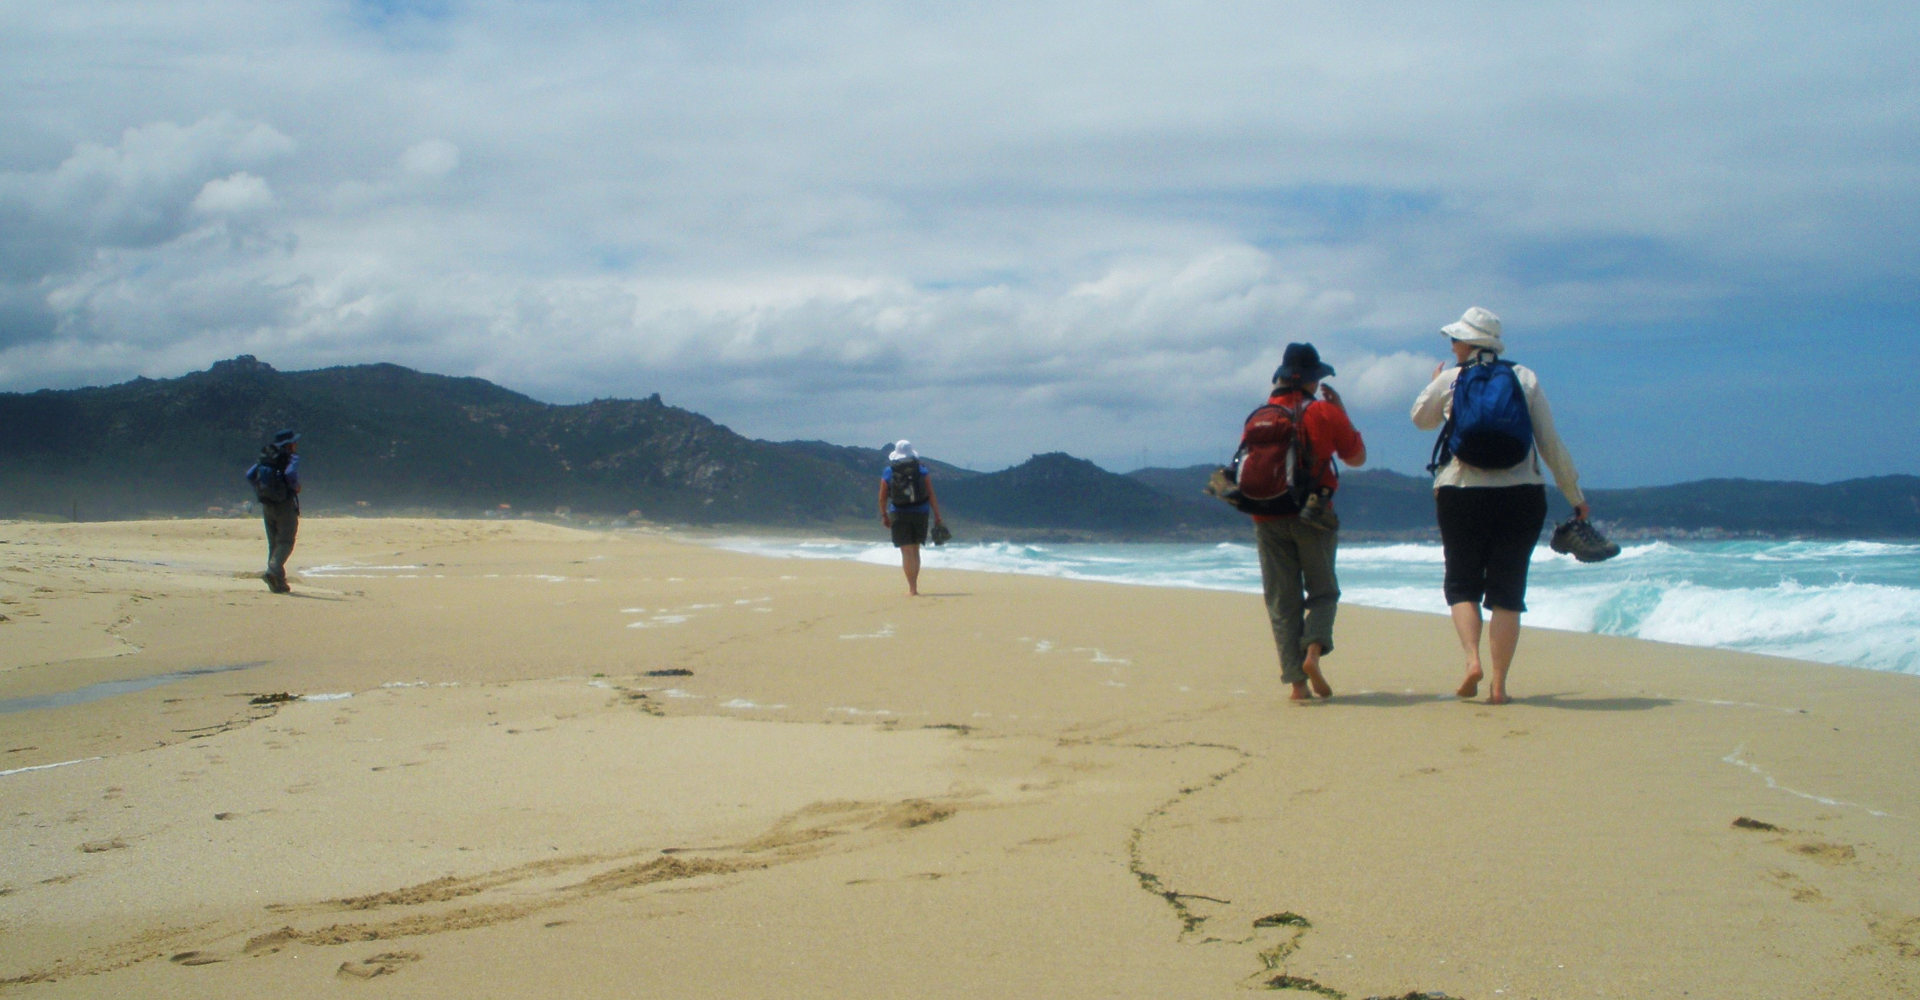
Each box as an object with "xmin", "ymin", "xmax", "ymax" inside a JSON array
[
  {"xmin": 1339, "ymin": 351, "xmax": 1441, "ymax": 412},
  {"xmin": 192, "ymin": 171, "xmax": 277, "ymax": 216},
  {"xmin": 1, "ymin": 1, "xmax": 1916, "ymax": 479}
]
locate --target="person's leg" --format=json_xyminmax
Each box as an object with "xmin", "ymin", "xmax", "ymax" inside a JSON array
[
  {"xmin": 890, "ymin": 512, "xmax": 928, "ymax": 595},
  {"xmin": 1486, "ymin": 608, "xmax": 1522, "ymax": 704},
  {"xmin": 900, "ymin": 543, "xmax": 921, "ymax": 595},
  {"xmin": 1296, "ymin": 523, "xmax": 1340, "ymax": 698},
  {"xmin": 1449, "ymin": 602, "xmax": 1485, "ymax": 697},
  {"xmin": 1478, "ymin": 486, "xmax": 1547, "ymax": 704},
  {"xmin": 259, "ymin": 509, "xmax": 279, "ymax": 591},
  {"xmin": 281, "ymin": 509, "xmax": 298, "ymax": 586},
  {"xmin": 263, "ymin": 504, "xmax": 296, "ymax": 592},
  {"xmin": 1254, "ymin": 520, "xmax": 1310, "ymax": 699},
  {"xmin": 1436, "ymin": 488, "xmax": 1492, "ymax": 696}
]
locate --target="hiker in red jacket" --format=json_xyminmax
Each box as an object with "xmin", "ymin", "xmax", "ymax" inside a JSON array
[{"xmin": 1244, "ymin": 343, "xmax": 1366, "ymax": 701}]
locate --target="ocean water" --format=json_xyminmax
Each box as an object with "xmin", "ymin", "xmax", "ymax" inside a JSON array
[{"xmin": 706, "ymin": 536, "xmax": 1920, "ymax": 676}]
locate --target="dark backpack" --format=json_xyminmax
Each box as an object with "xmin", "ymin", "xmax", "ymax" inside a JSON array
[
  {"xmin": 1227, "ymin": 397, "xmax": 1318, "ymax": 516},
  {"xmin": 887, "ymin": 460, "xmax": 926, "ymax": 507},
  {"xmin": 250, "ymin": 448, "xmax": 292, "ymax": 503},
  {"xmin": 1429, "ymin": 358, "xmax": 1533, "ymax": 472}
]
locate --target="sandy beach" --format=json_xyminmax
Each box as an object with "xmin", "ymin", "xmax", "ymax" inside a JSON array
[{"xmin": 2, "ymin": 517, "xmax": 1917, "ymax": 998}]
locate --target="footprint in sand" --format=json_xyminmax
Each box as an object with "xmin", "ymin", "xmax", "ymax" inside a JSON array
[
  {"xmin": 169, "ymin": 951, "xmax": 224, "ymax": 966},
  {"xmin": 1732, "ymin": 817, "xmax": 1859, "ymax": 866},
  {"xmin": 1765, "ymin": 868, "xmax": 1827, "ymax": 904},
  {"xmin": 1870, "ymin": 914, "xmax": 1920, "ymax": 958},
  {"xmin": 1791, "ymin": 840, "xmax": 1858, "ymax": 865},
  {"xmin": 336, "ymin": 951, "xmax": 423, "ymax": 980}
]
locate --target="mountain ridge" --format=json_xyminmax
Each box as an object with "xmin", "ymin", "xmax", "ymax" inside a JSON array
[{"xmin": 3, "ymin": 357, "xmax": 1917, "ymax": 540}]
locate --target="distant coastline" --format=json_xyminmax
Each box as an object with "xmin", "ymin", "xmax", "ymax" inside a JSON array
[{"xmin": 4, "ymin": 357, "xmax": 1918, "ymax": 541}]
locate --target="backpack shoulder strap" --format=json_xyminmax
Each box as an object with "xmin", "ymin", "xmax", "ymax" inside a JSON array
[{"xmin": 1425, "ymin": 365, "xmax": 1464, "ymax": 474}]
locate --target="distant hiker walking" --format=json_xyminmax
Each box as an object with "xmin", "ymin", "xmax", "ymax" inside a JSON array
[
  {"xmin": 1412, "ymin": 307, "xmax": 1591, "ymax": 704},
  {"xmin": 246, "ymin": 429, "xmax": 302, "ymax": 594},
  {"xmin": 879, "ymin": 440, "xmax": 945, "ymax": 596},
  {"xmin": 1234, "ymin": 343, "xmax": 1367, "ymax": 701}
]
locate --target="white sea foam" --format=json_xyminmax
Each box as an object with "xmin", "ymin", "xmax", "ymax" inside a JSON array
[
  {"xmin": 1, "ymin": 757, "xmax": 103, "ymax": 778},
  {"xmin": 839, "ymin": 624, "xmax": 896, "ymax": 640},
  {"xmin": 704, "ymin": 536, "xmax": 1920, "ymax": 676},
  {"xmin": 304, "ymin": 563, "xmax": 426, "ymax": 574},
  {"xmin": 628, "ymin": 615, "xmax": 691, "ymax": 629},
  {"xmin": 1722, "ymin": 744, "xmax": 1893, "ymax": 817},
  {"xmin": 1341, "ymin": 543, "xmax": 1448, "ymax": 565}
]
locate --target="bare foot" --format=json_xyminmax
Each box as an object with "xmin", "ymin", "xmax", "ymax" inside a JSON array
[
  {"xmin": 1456, "ymin": 666, "xmax": 1483, "ymax": 699},
  {"xmin": 1302, "ymin": 647, "xmax": 1332, "ymax": 698},
  {"xmin": 1288, "ymin": 682, "xmax": 1312, "ymax": 702},
  {"xmin": 1487, "ymin": 687, "xmax": 1511, "ymax": 706}
]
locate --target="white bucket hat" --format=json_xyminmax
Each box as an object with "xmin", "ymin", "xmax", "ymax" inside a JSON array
[
  {"xmin": 1442, "ymin": 306, "xmax": 1505, "ymax": 353},
  {"xmin": 888, "ymin": 440, "xmax": 918, "ymax": 462}
]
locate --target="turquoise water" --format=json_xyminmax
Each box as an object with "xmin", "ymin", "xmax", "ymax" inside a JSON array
[{"xmin": 708, "ymin": 537, "xmax": 1920, "ymax": 676}]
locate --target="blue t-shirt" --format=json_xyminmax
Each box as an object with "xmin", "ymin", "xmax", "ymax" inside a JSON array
[{"xmin": 882, "ymin": 463, "xmax": 931, "ymax": 514}]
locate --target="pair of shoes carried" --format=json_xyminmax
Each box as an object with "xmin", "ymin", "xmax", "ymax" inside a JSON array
[
  {"xmin": 1550, "ymin": 517, "xmax": 1620, "ymax": 563},
  {"xmin": 930, "ymin": 522, "xmax": 952, "ymax": 546},
  {"xmin": 1298, "ymin": 490, "xmax": 1340, "ymax": 532}
]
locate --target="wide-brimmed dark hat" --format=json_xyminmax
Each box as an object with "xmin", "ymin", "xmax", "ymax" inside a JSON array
[
  {"xmin": 271, "ymin": 429, "xmax": 300, "ymax": 446},
  {"xmin": 1272, "ymin": 342, "xmax": 1335, "ymax": 383}
]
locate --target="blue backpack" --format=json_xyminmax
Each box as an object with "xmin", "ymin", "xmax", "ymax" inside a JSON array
[
  {"xmin": 249, "ymin": 448, "xmax": 293, "ymax": 503},
  {"xmin": 1428, "ymin": 357, "xmax": 1533, "ymax": 472}
]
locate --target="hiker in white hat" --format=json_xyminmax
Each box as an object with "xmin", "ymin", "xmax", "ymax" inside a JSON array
[
  {"xmin": 1411, "ymin": 307, "xmax": 1596, "ymax": 704},
  {"xmin": 879, "ymin": 440, "xmax": 947, "ymax": 596}
]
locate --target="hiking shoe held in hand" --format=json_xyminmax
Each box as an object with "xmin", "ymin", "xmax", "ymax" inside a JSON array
[
  {"xmin": 1550, "ymin": 517, "xmax": 1620, "ymax": 563},
  {"xmin": 1298, "ymin": 490, "xmax": 1340, "ymax": 532}
]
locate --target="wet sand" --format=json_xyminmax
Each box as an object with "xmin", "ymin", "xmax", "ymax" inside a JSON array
[{"xmin": 3, "ymin": 517, "xmax": 1917, "ymax": 998}]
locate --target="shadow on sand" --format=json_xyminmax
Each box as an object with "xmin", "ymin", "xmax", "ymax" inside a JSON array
[
  {"xmin": 1512, "ymin": 692, "xmax": 1676, "ymax": 712},
  {"xmin": 1316, "ymin": 690, "xmax": 1675, "ymax": 712}
]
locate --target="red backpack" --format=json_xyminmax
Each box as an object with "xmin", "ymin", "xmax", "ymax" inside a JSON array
[{"xmin": 1231, "ymin": 398, "xmax": 1317, "ymax": 515}]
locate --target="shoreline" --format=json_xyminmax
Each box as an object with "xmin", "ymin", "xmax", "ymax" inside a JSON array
[{"xmin": 3, "ymin": 517, "xmax": 1917, "ymax": 998}]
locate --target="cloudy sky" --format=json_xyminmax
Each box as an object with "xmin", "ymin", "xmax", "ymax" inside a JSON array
[{"xmin": 3, "ymin": 1, "xmax": 1916, "ymax": 486}]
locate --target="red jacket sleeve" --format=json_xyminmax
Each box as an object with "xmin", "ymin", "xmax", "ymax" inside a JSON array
[{"xmin": 1306, "ymin": 401, "xmax": 1365, "ymax": 485}]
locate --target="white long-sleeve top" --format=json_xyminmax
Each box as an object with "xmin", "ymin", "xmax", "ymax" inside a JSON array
[{"xmin": 1410, "ymin": 360, "xmax": 1586, "ymax": 508}]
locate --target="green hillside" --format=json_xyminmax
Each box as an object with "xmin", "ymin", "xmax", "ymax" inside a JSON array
[{"xmin": 4, "ymin": 357, "xmax": 1916, "ymax": 539}]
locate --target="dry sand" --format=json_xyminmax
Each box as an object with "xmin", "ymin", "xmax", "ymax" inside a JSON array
[{"xmin": 2, "ymin": 517, "xmax": 1917, "ymax": 999}]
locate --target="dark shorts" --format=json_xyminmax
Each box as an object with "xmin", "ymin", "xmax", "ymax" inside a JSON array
[
  {"xmin": 890, "ymin": 510, "xmax": 930, "ymax": 547},
  {"xmin": 1436, "ymin": 485, "xmax": 1547, "ymax": 612}
]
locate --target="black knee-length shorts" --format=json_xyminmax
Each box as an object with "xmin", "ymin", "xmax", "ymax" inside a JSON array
[{"xmin": 1436, "ymin": 485, "xmax": 1547, "ymax": 612}]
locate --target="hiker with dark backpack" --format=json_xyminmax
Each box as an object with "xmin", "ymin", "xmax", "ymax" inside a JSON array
[
  {"xmin": 244, "ymin": 429, "xmax": 303, "ymax": 594},
  {"xmin": 878, "ymin": 440, "xmax": 946, "ymax": 596},
  {"xmin": 1411, "ymin": 307, "xmax": 1592, "ymax": 704},
  {"xmin": 1229, "ymin": 343, "xmax": 1367, "ymax": 702}
]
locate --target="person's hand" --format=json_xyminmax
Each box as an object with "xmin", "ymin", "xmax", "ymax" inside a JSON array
[
  {"xmin": 881, "ymin": 513, "xmax": 892, "ymax": 527},
  {"xmin": 1319, "ymin": 384, "xmax": 1343, "ymax": 409},
  {"xmin": 1432, "ymin": 361, "xmax": 1447, "ymax": 378}
]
